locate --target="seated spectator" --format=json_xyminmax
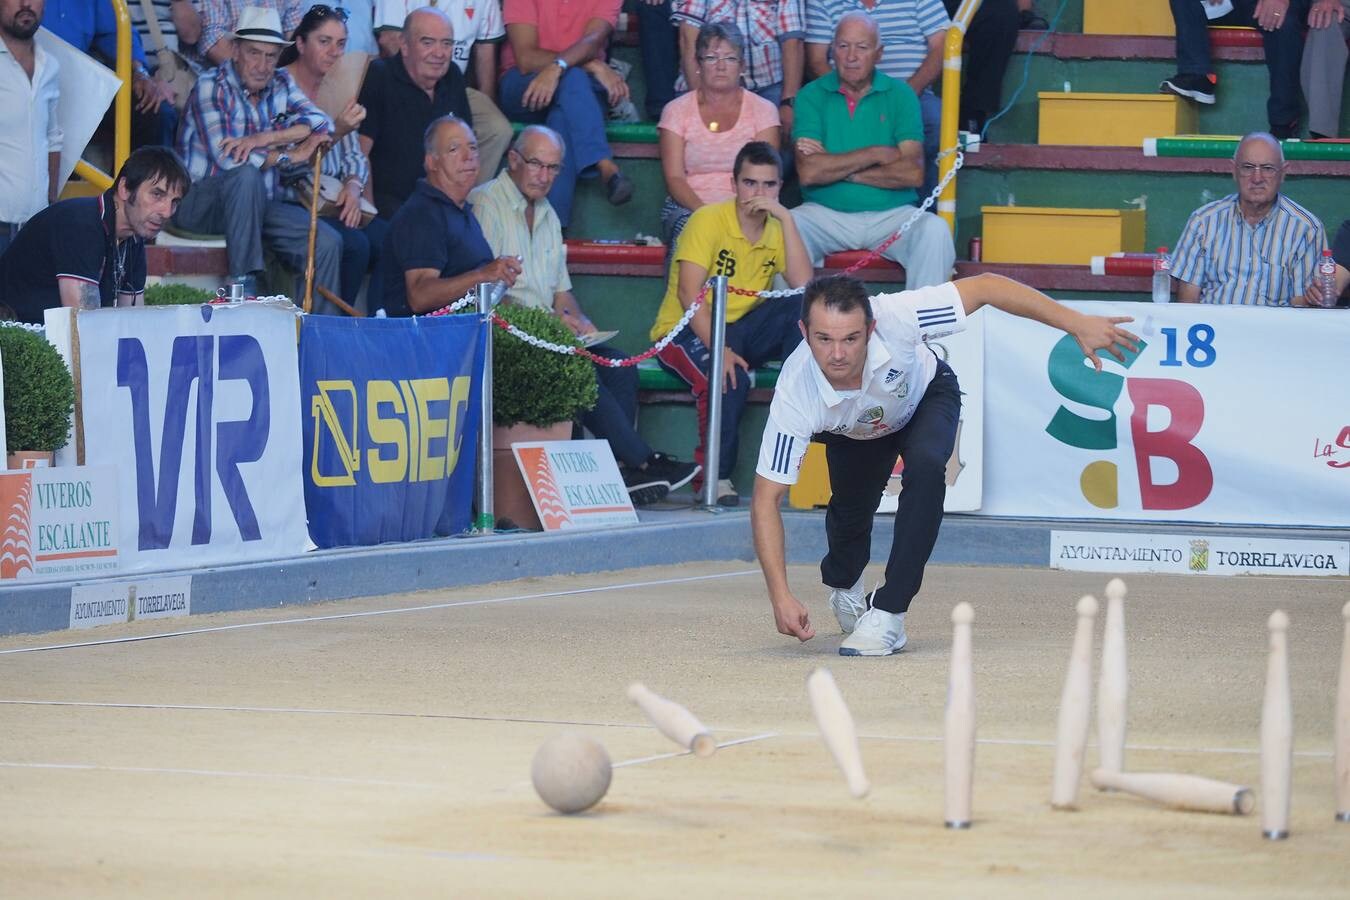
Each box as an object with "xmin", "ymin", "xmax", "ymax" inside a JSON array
[
  {"xmin": 370, "ymin": 0, "xmax": 510, "ymax": 184},
  {"xmin": 381, "ymin": 114, "xmax": 522, "ymax": 317},
  {"xmin": 357, "ymin": 7, "xmax": 472, "ymax": 219},
  {"xmin": 174, "ymin": 7, "xmax": 342, "ymax": 306},
  {"xmin": 0, "ymin": 0, "xmax": 61, "ymax": 255},
  {"xmin": 281, "ymin": 4, "xmax": 388, "ymax": 307},
  {"xmin": 1308, "ymin": 218, "xmax": 1350, "ymax": 306},
  {"xmin": 806, "ymin": 0, "xmax": 947, "ymax": 197},
  {"xmin": 200, "ymin": 0, "xmax": 304, "ymax": 64},
  {"xmin": 0, "ymin": 147, "xmax": 187, "ymax": 322},
  {"xmin": 1160, "ymin": 0, "xmax": 1310, "ymax": 138},
  {"xmin": 636, "ymin": 0, "xmax": 679, "ymax": 120},
  {"xmin": 658, "ymin": 21, "xmax": 780, "ymax": 255},
  {"xmin": 1301, "ymin": 0, "xmax": 1349, "ymax": 138},
  {"xmin": 672, "ymin": 0, "xmax": 804, "ymax": 130},
  {"xmin": 471, "ymin": 125, "xmax": 701, "ymax": 505},
  {"xmin": 309, "ymin": 0, "xmax": 375, "ymax": 55},
  {"xmin": 128, "ymin": 0, "xmax": 203, "ymax": 62},
  {"xmin": 791, "ymin": 12, "xmax": 955, "ymax": 290},
  {"xmin": 498, "ymin": 0, "xmax": 634, "ymax": 228},
  {"xmin": 940, "ymin": 0, "xmax": 1019, "ymax": 136},
  {"xmin": 650, "ymin": 141, "xmax": 812, "ymax": 506},
  {"xmin": 1171, "ymin": 132, "xmax": 1326, "ymax": 306}
]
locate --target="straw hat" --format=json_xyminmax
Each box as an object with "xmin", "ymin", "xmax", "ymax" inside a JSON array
[{"xmin": 230, "ymin": 7, "xmax": 294, "ymax": 45}]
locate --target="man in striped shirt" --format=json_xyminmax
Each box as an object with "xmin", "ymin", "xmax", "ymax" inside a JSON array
[{"xmin": 1170, "ymin": 132, "xmax": 1327, "ymax": 306}]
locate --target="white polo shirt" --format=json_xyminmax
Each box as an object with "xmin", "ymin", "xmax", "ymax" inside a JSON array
[
  {"xmin": 0, "ymin": 39, "xmax": 62, "ymax": 226},
  {"xmin": 756, "ymin": 282, "xmax": 966, "ymax": 485}
]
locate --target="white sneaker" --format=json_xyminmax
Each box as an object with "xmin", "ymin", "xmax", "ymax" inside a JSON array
[
  {"xmin": 839, "ymin": 602, "xmax": 907, "ymax": 657},
  {"xmin": 827, "ymin": 576, "xmax": 867, "ymax": 633}
]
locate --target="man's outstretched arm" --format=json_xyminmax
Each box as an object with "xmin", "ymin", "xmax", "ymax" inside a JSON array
[{"xmin": 752, "ymin": 475, "xmax": 815, "ymax": 642}]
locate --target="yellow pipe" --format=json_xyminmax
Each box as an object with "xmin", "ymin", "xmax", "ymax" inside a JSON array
[
  {"xmin": 112, "ymin": 0, "xmax": 132, "ymax": 175},
  {"xmin": 938, "ymin": 0, "xmax": 983, "ymax": 233},
  {"xmin": 73, "ymin": 160, "xmax": 114, "ymax": 192}
]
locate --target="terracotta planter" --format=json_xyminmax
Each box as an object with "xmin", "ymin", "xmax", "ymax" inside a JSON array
[
  {"xmin": 491, "ymin": 421, "xmax": 573, "ymax": 531},
  {"xmin": 7, "ymin": 451, "xmax": 54, "ymax": 470}
]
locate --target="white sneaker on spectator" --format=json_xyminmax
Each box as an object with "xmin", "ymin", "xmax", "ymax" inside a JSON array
[
  {"xmin": 827, "ymin": 575, "xmax": 867, "ymax": 633},
  {"xmin": 838, "ymin": 600, "xmax": 907, "ymax": 657}
]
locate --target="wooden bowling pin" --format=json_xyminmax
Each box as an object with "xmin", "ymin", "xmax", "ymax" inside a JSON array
[
  {"xmin": 1260, "ymin": 610, "xmax": 1292, "ymax": 840},
  {"xmin": 1097, "ymin": 577, "xmax": 1128, "ymax": 778},
  {"xmin": 1089, "ymin": 769, "xmax": 1254, "ymax": 815},
  {"xmin": 807, "ymin": 668, "xmax": 870, "ymax": 798},
  {"xmin": 626, "ymin": 682, "xmax": 716, "ymax": 757},
  {"xmin": 944, "ymin": 602, "xmax": 976, "ymax": 828},
  {"xmin": 1051, "ymin": 595, "xmax": 1098, "ymax": 810},
  {"xmin": 1336, "ymin": 601, "xmax": 1349, "ymax": 823}
]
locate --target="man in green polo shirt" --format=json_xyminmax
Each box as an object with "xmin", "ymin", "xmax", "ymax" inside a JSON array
[{"xmin": 790, "ymin": 10, "xmax": 954, "ymax": 288}]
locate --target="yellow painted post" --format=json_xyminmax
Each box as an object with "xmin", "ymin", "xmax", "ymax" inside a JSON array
[
  {"xmin": 938, "ymin": 0, "xmax": 983, "ymax": 233},
  {"xmin": 112, "ymin": 0, "xmax": 132, "ymax": 175}
]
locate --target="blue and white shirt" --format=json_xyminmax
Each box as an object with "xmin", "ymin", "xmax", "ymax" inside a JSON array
[
  {"xmin": 756, "ymin": 282, "xmax": 965, "ymax": 484},
  {"xmin": 804, "ymin": 0, "xmax": 949, "ymax": 82}
]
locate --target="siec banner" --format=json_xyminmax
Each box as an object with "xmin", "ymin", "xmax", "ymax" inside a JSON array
[
  {"xmin": 981, "ymin": 303, "xmax": 1350, "ymax": 526},
  {"xmin": 300, "ymin": 314, "xmax": 484, "ymax": 548},
  {"xmin": 78, "ymin": 303, "xmax": 309, "ymax": 571}
]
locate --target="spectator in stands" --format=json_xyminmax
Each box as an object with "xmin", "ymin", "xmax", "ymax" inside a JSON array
[
  {"xmin": 175, "ymin": 7, "xmax": 342, "ymax": 305},
  {"xmin": 498, "ymin": 0, "xmax": 635, "ymax": 228},
  {"xmin": 128, "ymin": 0, "xmax": 203, "ymax": 63},
  {"xmin": 370, "ymin": 0, "xmax": 510, "ymax": 185},
  {"xmin": 200, "ymin": 0, "xmax": 304, "ymax": 64},
  {"xmin": 1160, "ymin": 0, "xmax": 1310, "ymax": 139},
  {"xmin": 45, "ymin": 0, "xmax": 177, "ymax": 147},
  {"xmin": 357, "ymin": 7, "xmax": 472, "ymax": 220},
  {"xmin": 658, "ymin": 21, "xmax": 780, "ymax": 256},
  {"xmin": 0, "ymin": 147, "xmax": 188, "ymax": 322},
  {"xmin": 940, "ymin": 0, "xmax": 1020, "ymax": 136},
  {"xmin": 282, "ymin": 3, "xmax": 386, "ymax": 308},
  {"xmin": 1302, "ymin": 0, "xmax": 1349, "ymax": 138},
  {"xmin": 471, "ymin": 125, "xmax": 702, "ymax": 505},
  {"xmin": 636, "ymin": 0, "xmax": 679, "ymax": 120},
  {"xmin": 311, "ymin": 0, "xmax": 375, "ymax": 54},
  {"xmin": 791, "ymin": 11, "xmax": 955, "ymax": 290},
  {"xmin": 1307, "ymin": 218, "xmax": 1350, "ymax": 306},
  {"xmin": 381, "ymin": 114, "xmax": 522, "ymax": 317},
  {"xmin": 673, "ymin": 1, "xmax": 804, "ymax": 135},
  {"xmin": 0, "ymin": 0, "xmax": 61, "ymax": 255},
  {"xmin": 1170, "ymin": 132, "xmax": 1326, "ymax": 306},
  {"xmin": 806, "ymin": 0, "xmax": 947, "ymax": 196},
  {"xmin": 651, "ymin": 141, "xmax": 812, "ymax": 506}
]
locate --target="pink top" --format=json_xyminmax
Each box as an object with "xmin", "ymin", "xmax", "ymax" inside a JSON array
[
  {"xmin": 658, "ymin": 90, "xmax": 780, "ymax": 205},
  {"xmin": 501, "ymin": 0, "xmax": 622, "ymax": 73}
]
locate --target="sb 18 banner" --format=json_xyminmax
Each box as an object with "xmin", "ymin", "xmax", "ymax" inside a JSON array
[
  {"xmin": 981, "ymin": 303, "xmax": 1350, "ymax": 526},
  {"xmin": 78, "ymin": 303, "xmax": 309, "ymax": 572},
  {"xmin": 300, "ymin": 314, "xmax": 484, "ymax": 548}
]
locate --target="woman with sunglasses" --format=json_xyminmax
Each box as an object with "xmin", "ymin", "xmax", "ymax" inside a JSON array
[
  {"xmin": 279, "ymin": 4, "xmax": 388, "ymax": 310},
  {"xmin": 658, "ymin": 20, "xmax": 780, "ymax": 259}
]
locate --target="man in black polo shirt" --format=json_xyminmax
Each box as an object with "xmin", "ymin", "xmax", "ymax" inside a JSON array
[
  {"xmin": 382, "ymin": 115, "xmax": 521, "ymax": 317},
  {"xmin": 358, "ymin": 7, "xmax": 472, "ymax": 220},
  {"xmin": 0, "ymin": 147, "xmax": 189, "ymax": 324}
]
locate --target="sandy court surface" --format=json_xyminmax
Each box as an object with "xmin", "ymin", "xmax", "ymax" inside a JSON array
[{"xmin": 0, "ymin": 562, "xmax": 1346, "ymax": 898}]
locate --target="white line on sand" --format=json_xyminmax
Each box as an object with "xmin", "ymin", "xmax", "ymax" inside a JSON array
[{"xmin": 0, "ymin": 760, "xmax": 440, "ymax": 789}]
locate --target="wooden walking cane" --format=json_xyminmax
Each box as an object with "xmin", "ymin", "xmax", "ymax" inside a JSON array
[{"xmin": 303, "ymin": 144, "xmax": 324, "ymax": 314}]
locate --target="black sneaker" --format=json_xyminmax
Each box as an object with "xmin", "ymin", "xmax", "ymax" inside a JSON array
[
  {"xmin": 1160, "ymin": 73, "xmax": 1216, "ymax": 105},
  {"xmin": 622, "ymin": 465, "xmax": 670, "ymax": 507},
  {"xmin": 642, "ymin": 453, "xmax": 700, "ymax": 493}
]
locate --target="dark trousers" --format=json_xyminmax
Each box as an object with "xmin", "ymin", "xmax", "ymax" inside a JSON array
[
  {"xmin": 584, "ymin": 344, "xmax": 652, "ymax": 468},
  {"xmin": 655, "ymin": 296, "xmax": 803, "ymax": 480},
  {"xmin": 1171, "ymin": 0, "xmax": 1309, "ymax": 129},
  {"xmin": 941, "ymin": 0, "xmax": 1019, "ymax": 131},
  {"xmin": 634, "ymin": 0, "xmax": 679, "ymax": 119},
  {"xmin": 818, "ymin": 359, "xmax": 961, "ymax": 615},
  {"xmin": 329, "ymin": 214, "xmax": 391, "ymax": 310}
]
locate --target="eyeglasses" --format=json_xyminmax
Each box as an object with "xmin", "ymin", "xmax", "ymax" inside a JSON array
[
  {"xmin": 517, "ymin": 155, "xmax": 562, "ymax": 175},
  {"xmin": 309, "ymin": 4, "xmax": 349, "ymax": 22},
  {"xmin": 699, "ymin": 54, "xmax": 741, "ymax": 67},
  {"xmin": 1236, "ymin": 163, "xmax": 1280, "ymax": 177}
]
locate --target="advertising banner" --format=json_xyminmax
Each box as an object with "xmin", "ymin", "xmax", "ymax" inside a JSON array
[
  {"xmin": 78, "ymin": 303, "xmax": 308, "ymax": 572},
  {"xmin": 981, "ymin": 304, "xmax": 1350, "ymax": 526},
  {"xmin": 512, "ymin": 440, "xmax": 639, "ymax": 530},
  {"xmin": 1051, "ymin": 530, "xmax": 1348, "ymax": 576},
  {"xmin": 301, "ymin": 314, "xmax": 484, "ymax": 547},
  {"xmin": 0, "ymin": 465, "xmax": 120, "ymax": 581}
]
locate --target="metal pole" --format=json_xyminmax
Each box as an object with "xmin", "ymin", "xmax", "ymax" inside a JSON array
[
  {"xmin": 475, "ymin": 283, "xmax": 496, "ymax": 533},
  {"xmin": 701, "ymin": 276, "xmax": 728, "ymax": 511}
]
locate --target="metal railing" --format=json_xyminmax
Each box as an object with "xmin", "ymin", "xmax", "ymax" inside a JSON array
[
  {"xmin": 937, "ymin": 0, "xmax": 984, "ymax": 233},
  {"xmin": 70, "ymin": 0, "xmax": 134, "ymax": 194}
]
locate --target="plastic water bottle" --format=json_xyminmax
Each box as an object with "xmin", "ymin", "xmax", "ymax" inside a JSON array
[
  {"xmin": 1317, "ymin": 248, "xmax": 1338, "ymax": 308},
  {"xmin": 1151, "ymin": 247, "xmax": 1171, "ymax": 304}
]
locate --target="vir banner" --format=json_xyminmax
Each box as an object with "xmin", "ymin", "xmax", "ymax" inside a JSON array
[
  {"xmin": 301, "ymin": 314, "xmax": 484, "ymax": 547},
  {"xmin": 78, "ymin": 303, "xmax": 309, "ymax": 572},
  {"xmin": 981, "ymin": 303, "xmax": 1350, "ymax": 526}
]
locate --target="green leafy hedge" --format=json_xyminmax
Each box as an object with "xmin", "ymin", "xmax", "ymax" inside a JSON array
[
  {"xmin": 145, "ymin": 283, "xmax": 216, "ymax": 306},
  {"xmin": 491, "ymin": 304, "xmax": 597, "ymax": 428},
  {"xmin": 0, "ymin": 326, "xmax": 74, "ymax": 452}
]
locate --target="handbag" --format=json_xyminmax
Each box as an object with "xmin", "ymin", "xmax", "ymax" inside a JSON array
[
  {"xmin": 312, "ymin": 174, "xmax": 378, "ymax": 228},
  {"xmin": 137, "ymin": 0, "xmax": 198, "ymax": 109}
]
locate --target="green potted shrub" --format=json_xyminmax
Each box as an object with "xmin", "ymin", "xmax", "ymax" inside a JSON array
[
  {"xmin": 490, "ymin": 303, "xmax": 598, "ymax": 529},
  {"xmin": 0, "ymin": 325, "xmax": 75, "ymax": 468},
  {"xmin": 144, "ymin": 282, "xmax": 217, "ymax": 306}
]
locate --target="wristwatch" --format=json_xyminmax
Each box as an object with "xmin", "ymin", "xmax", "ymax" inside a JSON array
[
  {"xmin": 779, "ymin": 96, "xmax": 794, "ymax": 108},
  {"xmin": 276, "ymin": 152, "xmax": 291, "ymax": 166},
  {"xmin": 553, "ymin": 57, "xmax": 569, "ymax": 72}
]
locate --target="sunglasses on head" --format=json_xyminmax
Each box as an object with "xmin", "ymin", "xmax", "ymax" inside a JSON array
[{"xmin": 309, "ymin": 4, "xmax": 349, "ymax": 22}]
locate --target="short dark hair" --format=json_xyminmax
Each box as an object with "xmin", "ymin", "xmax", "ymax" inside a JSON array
[
  {"xmin": 732, "ymin": 140, "xmax": 782, "ymax": 181},
  {"xmin": 277, "ymin": 3, "xmax": 348, "ymax": 66},
  {"xmin": 694, "ymin": 19, "xmax": 745, "ymax": 59},
  {"xmin": 116, "ymin": 146, "xmax": 190, "ymax": 200},
  {"xmin": 801, "ymin": 275, "xmax": 874, "ymax": 326}
]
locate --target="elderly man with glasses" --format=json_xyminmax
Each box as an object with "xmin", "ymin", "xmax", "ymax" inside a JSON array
[{"xmin": 1168, "ymin": 131, "xmax": 1328, "ymax": 307}]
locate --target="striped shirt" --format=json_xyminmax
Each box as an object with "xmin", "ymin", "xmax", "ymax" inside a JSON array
[
  {"xmin": 199, "ymin": 0, "xmax": 304, "ymax": 57},
  {"xmin": 1170, "ymin": 193, "xmax": 1327, "ymax": 306},
  {"xmin": 468, "ymin": 169, "xmax": 571, "ymax": 311},
  {"xmin": 804, "ymin": 0, "xmax": 948, "ymax": 82},
  {"xmin": 128, "ymin": 0, "xmax": 180, "ymax": 52},
  {"xmin": 178, "ymin": 60, "xmax": 333, "ymax": 199},
  {"xmin": 671, "ymin": 0, "xmax": 806, "ymax": 93}
]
